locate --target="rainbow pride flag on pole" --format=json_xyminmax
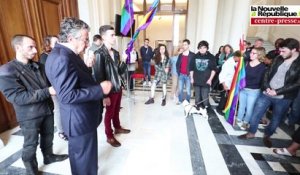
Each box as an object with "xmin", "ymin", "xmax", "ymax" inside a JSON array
[
  {"xmin": 125, "ymin": 0, "xmax": 159, "ymax": 63},
  {"xmin": 121, "ymin": 0, "xmax": 134, "ymax": 36},
  {"xmin": 224, "ymin": 37, "xmax": 246, "ymax": 125}
]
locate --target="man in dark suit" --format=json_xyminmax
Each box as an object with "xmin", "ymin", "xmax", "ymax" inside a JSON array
[
  {"xmin": 45, "ymin": 18, "xmax": 112, "ymax": 175},
  {"xmin": 0, "ymin": 35, "xmax": 68, "ymax": 175}
]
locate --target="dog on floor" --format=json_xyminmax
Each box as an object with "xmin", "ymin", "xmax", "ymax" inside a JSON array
[{"xmin": 182, "ymin": 100, "xmax": 208, "ymax": 119}]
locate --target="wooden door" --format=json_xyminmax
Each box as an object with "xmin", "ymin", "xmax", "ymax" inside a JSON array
[{"xmin": 0, "ymin": 0, "xmax": 78, "ymax": 133}]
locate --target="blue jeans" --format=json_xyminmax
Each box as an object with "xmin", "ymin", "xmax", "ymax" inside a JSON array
[
  {"xmin": 248, "ymin": 93, "xmax": 292, "ymax": 136},
  {"xmin": 237, "ymin": 88, "xmax": 261, "ymax": 123},
  {"xmin": 288, "ymin": 90, "xmax": 300, "ymax": 125},
  {"xmin": 178, "ymin": 74, "xmax": 191, "ymax": 102},
  {"xmin": 143, "ymin": 61, "xmax": 151, "ymax": 81}
]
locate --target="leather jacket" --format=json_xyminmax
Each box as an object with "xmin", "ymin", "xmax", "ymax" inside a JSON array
[
  {"xmin": 0, "ymin": 60, "xmax": 53, "ymax": 122},
  {"xmin": 93, "ymin": 45, "xmax": 126, "ymax": 93},
  {"xmin": 262, "ymin": 54, "xmax": 300, "ymax": 99}
]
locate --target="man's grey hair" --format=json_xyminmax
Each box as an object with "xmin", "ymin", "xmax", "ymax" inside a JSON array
[
  {"xmin": 11, "ymin": 34, "xmax": 35, "ymax": 51},
  {"xmin": 59, "ymin": 17, "xmax": 90, "ymax": 43}
]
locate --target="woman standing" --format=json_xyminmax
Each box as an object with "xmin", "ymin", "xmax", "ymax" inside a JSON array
[
  {"xmin": 145, "ymin": 44, "xmax": 170, "ymax": 106},
  {"xmin": 237, "ymin": 47, "xmax": 266, "ymax": 130}
]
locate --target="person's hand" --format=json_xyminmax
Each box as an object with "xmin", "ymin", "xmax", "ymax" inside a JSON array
[
  {"xmin": 49, "ymin": 86, "xmax": 56, "ymax": 95},
  {"xmin": 103, "ymin": 97, "xmax": 111, "ymax": 106},
  {"xmin": 266, "ymin": 88, "xmax": 277, "ymax": 96},
  {"xmin": 206, "ymin": 79, "xmax": 212, "ymax": 86},
  {"xmin": 86, "ymin": 55, "xmax": 95, "ymax": 67},
  {"xmin": 190, "ymin": 77, "xmax": 194, "ymax": 84},
  {"xmin": 100, "ymin": 81, "xmax": 112, "ymax": 94},
  {"xmin": 222, "ymin": 83, "xmax": 229, "ymax": 90},
  {"xmin": 164, "ymin": 68, "xmax": 169, "ymax": 73}
]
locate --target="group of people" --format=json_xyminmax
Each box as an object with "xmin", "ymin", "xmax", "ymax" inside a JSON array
[
  {"xmin": 143, "ymin": 39, "xmax": 217, "ymax": 110},
  {"xmin": 141, "ymin": 36, "xmax": 300, "ymax": 158},
  {"xmin": 0, "ymin": 18, "xmax": 131, "ymax": 175},
  {"xmin": 0, "ymin": 16, "xmax": 300, "ymax": 175}
]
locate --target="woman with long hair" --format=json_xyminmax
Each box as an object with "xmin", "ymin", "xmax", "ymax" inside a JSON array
[{"xmin": 145, "ymin": 44, "xmax": 170, "ymax": 106}]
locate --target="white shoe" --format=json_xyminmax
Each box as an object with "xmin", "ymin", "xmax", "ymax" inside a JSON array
[
  {"xmin": 240, "ymin": 123, "xmax": 249, "ymax": 130},
  {"xmin": 142, "ymin": 81, "xmax": 147, "ymax": 86},
  {"xmin": 148, "ymin": 81, "xmax": 152, "ymax": 86},
  {"xmin": 236, "ymin": 120, "xmax": 243, "ymax": 127}
]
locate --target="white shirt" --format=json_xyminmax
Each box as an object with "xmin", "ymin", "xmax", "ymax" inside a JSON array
[{"xmin": 219, "ymin": 56, "xmax": 237, "ymax": 88}]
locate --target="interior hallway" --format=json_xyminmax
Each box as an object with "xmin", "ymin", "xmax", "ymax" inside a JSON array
[{"xmin": 0, "ymin": 86, "xmax": 299, "ymax": 175}]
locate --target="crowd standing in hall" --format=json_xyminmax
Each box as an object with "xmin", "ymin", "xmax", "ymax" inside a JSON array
[{"xmin": 1, "ymin": 13, "xmax": 300, "ymax": 174}]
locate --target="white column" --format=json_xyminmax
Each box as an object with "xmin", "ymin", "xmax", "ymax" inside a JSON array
[
  {"xmin": 186, "ymin": 0, "xmax": 199, "ymax": 52},
  {"xmin": 213, "ymin": 0, "xmax": 235, "ymax": 53},
  {"xmin": 229, "ymin": 0, "xmax": 251, "ymax": 51},
  {"xmin": 197, "ymin": 0, "xmax": 219, "ymax": 53}
]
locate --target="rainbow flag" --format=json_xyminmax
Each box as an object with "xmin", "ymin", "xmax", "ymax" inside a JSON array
[
  {"xmin": 125, "ymin": 0, "xmax": 159, "ymax": 63},
  {"xmin": 120, "ymin": 0, "xmax": 134, "ymax": 35},
  {"xmin": 224, "ymin": 38, "xmax": 246, "ymax": 125}
]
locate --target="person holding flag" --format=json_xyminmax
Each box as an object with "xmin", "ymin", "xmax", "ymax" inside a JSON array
[
  {"xmin": 236, "ymin": 47, "xmax": 266, "ymax": 130},
  {"xmin": 216, "ymin": 50, "xmax": 242, "ymax": 116}
]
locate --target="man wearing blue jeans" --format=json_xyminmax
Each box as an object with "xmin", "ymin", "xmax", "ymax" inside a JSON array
[
  {"xmin": 176, "ymin": 39, "xmax": 195, "ymax": 103},
  {"xmin": 239, "ymin": 38, "xmax": 300, "ymax": 148},
  {"xmin": 140, "ymin": 38, "xmax": 153, "ymax": 86}
]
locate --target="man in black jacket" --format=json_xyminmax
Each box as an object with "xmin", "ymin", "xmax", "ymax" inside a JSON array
[
  {"xmin": 140, "ymin": 38, "xmax": 154, "ymax": 86},
  {"xmin": 93, "ymin": 25, "xmax": 130, "ymax": 147},
  {"xmin": 176, "ymin": 39, "xmax": 195, "ymax": 104},
  {"xmin": 239, "ymin": 38, "xmax": 300, "ymax": 148},
  {"xmin": 0, "ymin": 35, "xmax": 68, "ymax": 175}
]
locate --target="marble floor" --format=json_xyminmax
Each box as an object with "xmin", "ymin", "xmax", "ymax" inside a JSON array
[{"xmin": 0, "ymin": 87, "xmax": 299, "ymax": 175}]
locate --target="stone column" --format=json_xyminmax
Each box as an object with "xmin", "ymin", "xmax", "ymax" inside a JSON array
[
  {"xmin": 229, "ymin": 0, "xmax": 251, "ymax": 50},
  {"xmin": 186, "ymin": 0, "xmax": 199, "ymax": 52},
  {"xmin": 197, "ymin": 0, "xmax": 219, "ymax": 53},
  {"xmin": 213, "ymin": 0, "xmax": 235, "ymax": 53}
]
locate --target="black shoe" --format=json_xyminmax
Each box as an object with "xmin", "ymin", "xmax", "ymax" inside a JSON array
[
  {"xmin": 161, "ymin": 99, "xmax": 166, "ymax": 106},
  {"xmin": 44, "ymin": 154, "xmax": 68, "ymax": 165},
  {"xmin": 216, "ymin": 108, "xmax": 224, "ymax": 116},
  {"xmin": 23, "ymin": 159, "xmax": 38, "ymax": 175},
  {"xmin": 263, "ymin": 136, "xmax": 272, "ymax": 148},
  {"xmin": 145, "ymin": 98, "xmax": 154, "ymax": 104}
]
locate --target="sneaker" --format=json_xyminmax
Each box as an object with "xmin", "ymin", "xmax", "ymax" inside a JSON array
[
  {"xmin": 236, "ymin": 120, "xmax": 243, "ymax": 128},
  {"xmin": 240, "ymin": 123, "xmax": 249, "ymax": 130},
  {"xmin": 145, "ymin": 98, "xmax": 154, "ymax": 104},
  {"xmin": 216, "ymin": 108, "xmax": 224, "ymax": 116},
  {"xmin": 142, "ymin": 81, "xmax": 147, "ymax": 86},
  {"xmin": 176, "ymin": 101, "xmax": 182, "ymax": 105},
  {"xmin": 148, "ymin": 81, "xmax": 152, "ymax": 86}
]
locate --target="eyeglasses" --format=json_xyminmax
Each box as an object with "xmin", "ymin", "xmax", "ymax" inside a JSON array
[{"xmin": 75, "ymin": 37, "xmax": 89, "ymax": 44}]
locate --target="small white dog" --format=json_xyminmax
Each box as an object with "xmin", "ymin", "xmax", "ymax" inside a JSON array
[{"xmin": 182, "ymin": 100, "xmax": 208, "ymax": 119}]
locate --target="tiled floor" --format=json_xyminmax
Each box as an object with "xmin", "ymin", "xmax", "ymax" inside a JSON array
[{"xmin": 0, "ymin": 88, "xmax": 299, "ymax": 175}]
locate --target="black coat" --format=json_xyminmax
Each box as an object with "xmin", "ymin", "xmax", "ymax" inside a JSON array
[
  {"xmin": 263, "ymin": 54, "xmax": 300, "ymax": 99},
  {"xmin": 176, "ymin": 51, "xmax": 195, "ymax": 76},
  {"xmin": 93, "ymin": 45, "xmax": 126, "ymax": 93},
  {"xmin": 0, "ymin": 60, "xmax": 53, "ymax": 122}
]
